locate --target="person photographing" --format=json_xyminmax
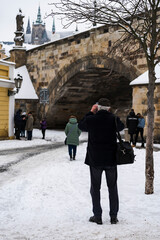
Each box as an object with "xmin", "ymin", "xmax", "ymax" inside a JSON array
[{"xmin": 78, "ymin": 98, "xmax": 124, "ymax": 225}]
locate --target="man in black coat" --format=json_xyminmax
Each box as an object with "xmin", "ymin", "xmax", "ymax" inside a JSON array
[
  {"xmin": 78, "ymin": 98, "xmax": 124, "ymax": 225},
  {"xmin": 126, "ymin": 109, "xmax": 138, "ymax": 146}
]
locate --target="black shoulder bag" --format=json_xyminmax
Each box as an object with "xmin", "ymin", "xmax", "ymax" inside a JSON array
[{"xmin": 115, "ymin": 117, "xmax": 135, "ymax": 165}]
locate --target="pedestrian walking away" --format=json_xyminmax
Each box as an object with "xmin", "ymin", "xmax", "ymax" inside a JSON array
[
  {"xmin": 40, "ymin": 118, "xmax": 47, "ymax": 139},
  {"xmin": 78, "ymin": 98, "xmax": 124, "ymax": 225},
  {"xmin": 126, "ymin": 109, "xmax": 138, "ymax": 147},
  {"xmin": 65, "ymin": 115, "xmax": 81, "ymax": 160},
  {"xmin": 135, "ymin": 113, "xmax": 145, "ymax": 148},
  {"xmin": 25, "ymin": 112, "xmax": 34, "ymax": 140}
]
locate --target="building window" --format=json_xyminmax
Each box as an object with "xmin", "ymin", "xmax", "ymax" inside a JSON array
[{"xmin": 39, "ymin": 88, "xmax": 49, "ymax": 104}]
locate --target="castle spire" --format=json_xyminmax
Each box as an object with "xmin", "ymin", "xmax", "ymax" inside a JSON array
[
  {"xmin": 36, "ymin": 5, "xmax": 42, "ymax": 24},
  {"xmin": 52, "ymin": 16, "xmax": 55, "ymax": 34},
  {"xmin": 26, "ymin": 17, "xmax": 31, "ymax": 34}
]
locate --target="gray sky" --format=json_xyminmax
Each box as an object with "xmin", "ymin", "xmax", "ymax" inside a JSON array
[{"xmin": 0, "ymin": 0, "xmax": 88, "ymax": 42}]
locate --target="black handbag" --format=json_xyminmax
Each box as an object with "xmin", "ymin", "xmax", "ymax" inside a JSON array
[
  {"xmin": 115, "ymin": 117, "xmax": 135, "ymax": 165},
  {"xmin": 64, "ymin": 137, "xmax": 67, "ymax": 145}
]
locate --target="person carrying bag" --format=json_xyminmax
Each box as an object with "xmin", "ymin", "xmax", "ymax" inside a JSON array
[
  {"xmin": 65, "ymin": 115, "xmax": 81, "ymax": 160},
  {"xmin": 115, "ymin": 117, "xmax": 135, "ymax": 165}
]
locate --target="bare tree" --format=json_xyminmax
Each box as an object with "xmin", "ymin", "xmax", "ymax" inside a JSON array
[{"xmin": 48, "ymin": 0, "xmax": 160, "ymax": 194}]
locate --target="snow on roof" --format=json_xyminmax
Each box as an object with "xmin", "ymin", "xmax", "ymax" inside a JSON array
[
  {"xmin": 0, "ymin": 59, "xmax": 15, "ymax": 65},
  {"xmin": 15, "ymin": 65, "xmax": 38, "ymax": 100},
  {"xmin": 130, "ymin": 63, "xmax": 160, "ymax": 86},
  {"xmin": 2, "ymin": 43, "xmax": 39, "ymax": 57}
]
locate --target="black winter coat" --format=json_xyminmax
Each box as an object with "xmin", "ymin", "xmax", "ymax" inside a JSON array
[
  {"xmin": 126, "ymin": 112, "xmax": 138, "ymax": 134},
  {"xmin": 78, "ymin": 110, "xmax": 124, "ymax": 167},
  {"xmin": 21, "ymin": 115, "xmax": 27, "ymax": 131},
  {"xmin": 14, "ymin": 110, "xmax": 22, "ymax": 129}
]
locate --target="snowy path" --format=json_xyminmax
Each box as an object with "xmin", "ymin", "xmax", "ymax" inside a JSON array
[
  {"xmin": 0, "ymin": 143, "xmax": 64, "ymax": 172},
  {"xmin": 0, "ymin": 142, "xmax": 160, "ymax": 240}
]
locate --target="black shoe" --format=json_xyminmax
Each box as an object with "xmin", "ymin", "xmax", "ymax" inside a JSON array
[
  {"xmin": 89, "ymin": 216, "xmax": 103, "ymax": 225},
  {"xmin": 73, "ymin": 157, "xmax": 75, "ymax": 160},
  {"xmin": 110, "ymin": 216, "xmax": 118, "ymax": 224},
  {"xmin": 141, "ymin": 144, "xmax": 145, "ymax": 148}
]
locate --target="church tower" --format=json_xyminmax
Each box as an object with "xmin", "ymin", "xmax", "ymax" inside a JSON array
[
  {"xmin": 36, "ymin": 6, "xmax": 43, "ymax": 24},
  {"xmin": 26, "ymin": 18, "xmax": 31, "ymax": 34},
  {"xmin": 31, "ymin": 6, "xmax": 49, "ymax": 45}
]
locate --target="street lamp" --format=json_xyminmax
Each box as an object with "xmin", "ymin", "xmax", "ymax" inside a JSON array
[{"xmin": 8, "ymin": 73, "xmax": 23, "ymax": 96}]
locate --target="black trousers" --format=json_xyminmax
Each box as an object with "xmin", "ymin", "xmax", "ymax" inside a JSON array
[
  {"xmin": 27, "ymin": 131, "xmax": 32, "ymax": 140},
  {"xmin": 129, "ymin": 133, "xmax": 135, "ymax": 145},
  {"xmin": 135, "ymin": 127, "xmax": 144, "ymax": 144},
  {"xmin": 89, "ymin": 166, "xmax": 119, "ymax": 218},
  {"xmin": 15, "ymin": 127, "xmax": 21, "ymax": 139},
  {"xmin": 68, "ymin": 145, "xmax": 77, "ymax": 158},
  {"xmin": 42, "ymin": 129, "xmax": 46, "ymax": 139}
]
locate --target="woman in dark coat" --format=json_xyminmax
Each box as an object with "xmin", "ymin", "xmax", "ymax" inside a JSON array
[
  {"xmin": 40, "ymin": 118, "xmax": 47, "ymax": 139},
  {"xmin": 126, "ymin": 109, "xmax": 138, "ymax": 146},
  {"xmin": 14, "ymin": 109, "xmax": 22, "ymax": 140}
]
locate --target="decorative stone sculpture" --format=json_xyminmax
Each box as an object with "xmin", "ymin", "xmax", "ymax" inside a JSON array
[
  {"xmin": 14, "ymin": 9, "xmax": 25, "ymax": 47},
  {"xmin": 16, "ymin": 9, "xmax": 24, "ymax": 32}
]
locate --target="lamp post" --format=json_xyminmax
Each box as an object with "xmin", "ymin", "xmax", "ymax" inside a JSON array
[
  {"xmin": 14, "ymin": 74, "xmax": 23, "ymax": 93},
  {"xmin": 8, "ymin": 73, "xmax": 23, "ymax": 96}
]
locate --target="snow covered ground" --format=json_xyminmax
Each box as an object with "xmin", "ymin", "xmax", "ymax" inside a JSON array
[
  {"xmin": 0, "ymin": 129, "xmax": 88, "ymax": 150},
  {"xmin": 0, "ymin": 129, "xmax": 160, "ymax": 240}
]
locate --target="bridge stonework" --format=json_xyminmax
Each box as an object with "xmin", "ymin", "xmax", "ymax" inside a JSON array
[{"xmin": 25, "ymin": 25, "xmax": 147, "ymax": 128}]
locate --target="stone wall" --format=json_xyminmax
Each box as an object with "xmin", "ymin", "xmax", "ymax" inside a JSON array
[
  {"xmin": 10, "ymin": 48, "xmax": 26, "ymax": 68},
  {"xmin": 132, "ymin": 84, "xmax": 160, "ymax": 142}
]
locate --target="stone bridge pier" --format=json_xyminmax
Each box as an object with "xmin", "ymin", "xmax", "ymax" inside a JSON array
[{"xmin": 47, "ymin": 56, "xmax": 137, "ymax": 128}]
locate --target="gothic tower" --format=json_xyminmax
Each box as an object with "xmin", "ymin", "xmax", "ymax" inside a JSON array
[
  {"xmin": 26, "ymin": 18, "xmax": 31, "ymax": 34},
  {"xmin": 31, "ymin": 6, "xmax": 50, "ymax": 45}
]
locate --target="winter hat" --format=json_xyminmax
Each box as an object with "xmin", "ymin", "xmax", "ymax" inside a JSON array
[
  {"xmin": 17, "ymin": 109, "xmax": 22, "ymax": 113},
  {"xmin": 98, "ymin": 98, "xmax": 111, "ymax": 106},
  {"xmin": 98, "ymin": 98, "xmax": 111, "ymax": 111},
  {"xmin": 69, "ymin": 115, "xmax": 76, "ymax": 119}
]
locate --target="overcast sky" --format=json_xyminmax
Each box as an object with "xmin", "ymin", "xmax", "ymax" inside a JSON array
[{"xmin": 0, "ymin": 0, "xmax": 89, "ymax": 42}]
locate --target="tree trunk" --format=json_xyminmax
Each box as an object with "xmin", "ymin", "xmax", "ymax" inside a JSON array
[{"xmin": 145, "ymin": 66, "xmax": 155, "ymax": 194}]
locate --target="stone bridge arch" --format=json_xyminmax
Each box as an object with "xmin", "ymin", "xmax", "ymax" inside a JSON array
[{"xmin": 47, "ymin": 54, "xmax": 139, "ymax": 128}]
